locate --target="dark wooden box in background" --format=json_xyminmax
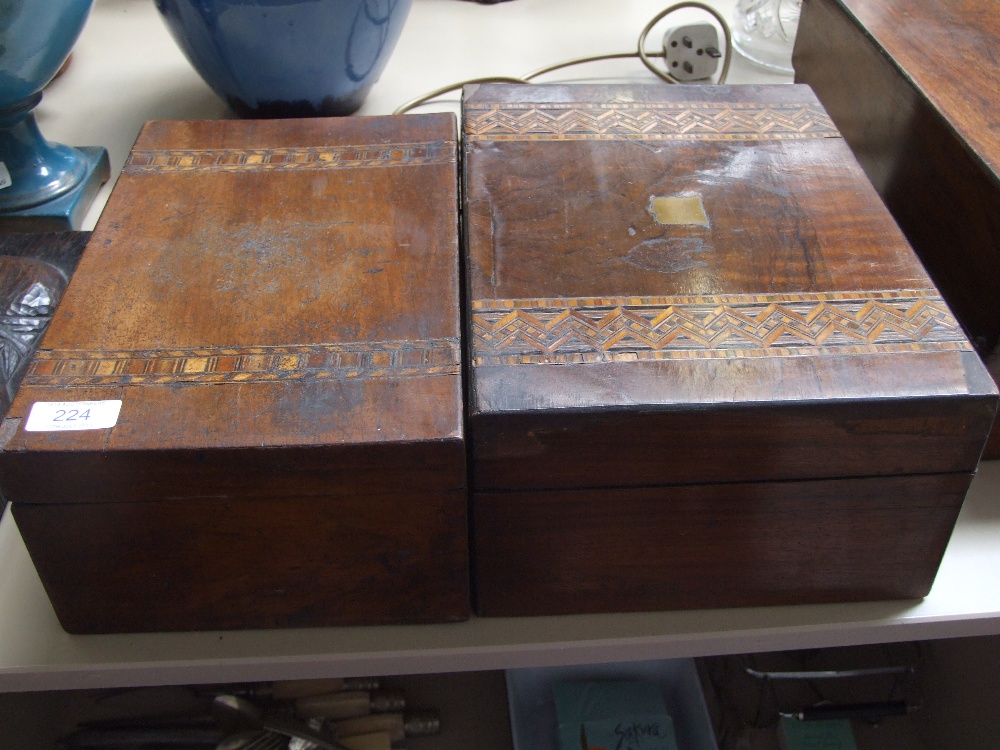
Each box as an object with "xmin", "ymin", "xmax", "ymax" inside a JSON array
[
  {"xmin": 462, "ymin": 83, "xmax": 997, "ymax": 617},
  {"xmin": 794, "ymin": 0, "xmax": 1000, "ymax": 457},
  {"xmin": 0, "ymin": 115, "xmax": 469, "ymax": 633}
]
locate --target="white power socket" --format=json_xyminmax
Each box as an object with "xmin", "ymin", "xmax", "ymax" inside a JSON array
[{"xmin": 664, "ymin": 24, "xmax": 722, "ymax": 81}]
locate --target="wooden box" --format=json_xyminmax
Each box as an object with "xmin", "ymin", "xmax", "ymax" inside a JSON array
[
  {"xmin": 0, "ymin": 115, "xmax": 469, "ymax": 633},
  {"xmin": 461, "ymin": 83, "xmax": 998, "ymax": 617},
  {"xmin": 793, "ymin": 0, "xmax": 1000, "ymax": 457}
]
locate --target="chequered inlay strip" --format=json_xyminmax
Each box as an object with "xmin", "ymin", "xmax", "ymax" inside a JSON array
[
  {"xmin": 24, "ymin": 339, "xmax": 461, "ymax": 386},
  {"xmin": 124, "ymin": 142, "xmax": 455, "ymax": 173},
  {"xmin": 463, "ymin": 101, "xmax": 839, "ymax": 141},
  {"xmin": 471, "ymin": 291, "xmax": 969, "ymax": 365}
]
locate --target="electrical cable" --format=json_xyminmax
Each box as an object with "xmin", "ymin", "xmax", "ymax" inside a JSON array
[
  {"xmin": 392, "ymin": 76, "xmax": 528, "ymax": 116},
  {"xmin": 393, "ymin": 2, "xmax": 733, "ymax": 115},
  {"xmin": 521, "ymin": 51, "xmax": 662, "ymax": 82},
  {"xmin": 636, "ymin": 2, "xmax": 732, "ymax": 83}
]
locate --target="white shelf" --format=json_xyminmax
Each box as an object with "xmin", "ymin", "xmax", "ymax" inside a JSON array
[
  {"xmin": 1, "ymin": 462, "xmax": 998, "ymax": 693},
  {"xmin": 38, "ymin": 0, "xmax": 791, "ymax": 230},
  {"xmin": 3, "ymin": 0, "xmax": 998, "ymax": 696}
]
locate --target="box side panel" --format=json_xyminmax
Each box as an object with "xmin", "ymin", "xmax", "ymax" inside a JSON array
[
  {"xmin": 13, "ymin": 487, "xmax": 470, "ymax": 633},
  {"xmin": 3, "ymin": 366, "xmax": 463, "ymax": 455},
  {"xmin": 0, "ymin": 437, "xmax": 465, "ymax": 505},
  {"xmin": 471, "ymin": 354, "xmax": 997, "ymax": 491},
  {"xmin": 473, "ymin": 473, "xmax": 970, "ymax": 616}
]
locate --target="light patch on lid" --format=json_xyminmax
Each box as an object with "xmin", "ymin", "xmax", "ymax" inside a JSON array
[{"xmin": 648, "ymin": 195, "xmax": 709, "ymax": 227}]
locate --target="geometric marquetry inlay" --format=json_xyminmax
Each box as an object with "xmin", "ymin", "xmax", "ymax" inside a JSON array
[
  {"xmin": 471, "ymin": 291, "xmax": 969, "ymax": 366},
  {"xmin": 463, "ymin": 101, "xmax": 840, "ymax": 142},
  {"xmin": 124, "ymin": 142, "xmax": 455, "ymax": 174},
  {"xmin": 23, "ymin": 339, "xmax": 461, "ymax": 387}
]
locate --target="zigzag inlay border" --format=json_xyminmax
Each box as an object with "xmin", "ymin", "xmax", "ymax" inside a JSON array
[
  {"xmin": 124, "ymin": 142, "xmax": 455, "ymax": 173},
  {"xmin": 471, "ymin": 291, "xmax": 970, "ymax": 365},
  {"xmin": 24, "ymin": 339, "xmax": 461, "ymax": 386},
  {"xmin": 463, "ymin": 101, "xmax": 840, "ymax": 141}
]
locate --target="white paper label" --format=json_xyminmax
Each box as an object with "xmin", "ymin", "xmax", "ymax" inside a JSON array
[
  {"xmin": 25, "ymin": 400, "xmax": 122, "ymax": 432},
  {"xmin": 0, "ymin": 162, "xmax": 11, "ymax": 190}
]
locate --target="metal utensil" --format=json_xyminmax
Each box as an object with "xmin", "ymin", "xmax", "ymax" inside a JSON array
[
  {"xmin": 211, "ymin": 695, "xmax": 352, "ymax": 750},
  {"xmin": 216, "ymin": 730, "xmax": 289, "ymax": 750}
]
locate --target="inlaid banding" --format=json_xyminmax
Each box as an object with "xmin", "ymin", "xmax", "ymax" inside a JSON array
[
  {"xmin": 463, "ymin": 101, "xmax": 840, "ymax": 141},
  {"xmin": 471, "ymin": 291, "xmax": 969, "ymax": 365},
  {"xmin": 124, "ymin": 142, "xmax": 456, "ymax": 173},
  {"xmin": 24, "ymin": 339, "xmax": 461, "ymax": 386}
]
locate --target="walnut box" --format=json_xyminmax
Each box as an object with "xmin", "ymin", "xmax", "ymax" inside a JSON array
[
  {"xmin": 461, "ymin": 83, "xmax": 997, "ymax": 617},
  {"xmin": 0, "ymin": 115, "xmax": 469, "ymax": 633}
]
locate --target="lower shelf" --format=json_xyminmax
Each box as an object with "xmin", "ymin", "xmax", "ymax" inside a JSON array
[{"xmin": 4, "ymin": 637, "xmax": 1000, "ymax": 750}]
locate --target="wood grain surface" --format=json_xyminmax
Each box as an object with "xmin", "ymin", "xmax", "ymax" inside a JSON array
[
  {"xmin": 462, "ymin": 84, "xmax": 996, "ymax": 615},
  {"xmin": 474, "ymin": 473, "xmax": 969, "ymax": 616},
  {"xmin": 800, "ymin": 0, "xmax": 1000, "ymax": 180},
  {"xmin": 794, "ymin": 0, "xmax": 1000, "ymax": 456},
  {"xmin": 14, "ymin": 489, "xmax": 469, "ymax": 633},
  {"xmin": 1, "ymin": 115, "xmax": 469, "ymax": 630},
  {"xmin": 462, "ymin": 83, "xmax": 996, "ymax": 490},
  {"xmin": 471, "ymin": 386, "xmax": 995, "ymax": 492},
  {"xmin": 4, "ymin": 116, "xmax": 464, "ymax": 457}
]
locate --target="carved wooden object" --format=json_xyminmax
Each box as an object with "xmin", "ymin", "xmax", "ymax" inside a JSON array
[
  {"xmin": 462, "ymin": 83, "xmax": 997, "ymax": 617},
  {"xmin": 0, "ymin": 233, "xmax": 88, "ymax": 416}
]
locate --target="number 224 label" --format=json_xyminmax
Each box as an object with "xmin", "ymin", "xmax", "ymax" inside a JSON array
[{"xmin": 25, "ymin": 400, "xmax": 122, "ymax": 432}]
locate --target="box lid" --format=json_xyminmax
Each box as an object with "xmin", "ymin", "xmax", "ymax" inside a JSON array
[
  {"xmin": 462, "ymin": 84, "xmax": 997, "ymax": 490},
  {"xmin": 0, "ymin": 115, "xmax": 464, "ymax": 504}
]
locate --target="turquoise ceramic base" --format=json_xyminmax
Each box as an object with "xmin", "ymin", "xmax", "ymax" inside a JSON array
[
  {"xmin": 1, "ymin": 0, "xmax": 104, "ymax": 230},
  {"xmin": 0, "ymin": 146, "xmax": 109, "ymax": 232}
]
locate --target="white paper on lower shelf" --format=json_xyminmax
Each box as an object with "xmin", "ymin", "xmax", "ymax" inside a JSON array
[{"xmin": 1, "ymin": 462, "xmax": 998, "ymax": 693}]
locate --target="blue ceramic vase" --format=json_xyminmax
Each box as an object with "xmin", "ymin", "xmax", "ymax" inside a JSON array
[
  {"xmin": 0, "ymin": 0, "xmax": 109, "ymax": 230},
  {"xmin": 154, "ymin": 0, "xmax": 414, "ymax": 118}
]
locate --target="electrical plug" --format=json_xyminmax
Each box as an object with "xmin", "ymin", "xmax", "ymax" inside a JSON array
[{"xmin": 664, "ymin": 23, "xmax": 722, "ymax": 81}]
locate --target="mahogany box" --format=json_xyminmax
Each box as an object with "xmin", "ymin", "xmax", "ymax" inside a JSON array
[
  {"xmin": 0, "ymin": 115, "xmax": 469, "ymax": 633},
  {"xmin": 461, "ymin": 83, "xmax": 998, "ymax": 617},
  {"xmin": 793, "ymin": 0, "xmax": 1000, "ymax": 457}
]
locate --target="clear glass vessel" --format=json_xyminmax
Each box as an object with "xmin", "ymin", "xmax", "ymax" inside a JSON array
[{"xmin": 732, "ymin": 0, "xmax": 802, "ymax": 74}]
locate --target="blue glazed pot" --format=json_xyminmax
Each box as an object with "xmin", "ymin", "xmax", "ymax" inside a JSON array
[
  {"xmin": 0, "ymin": 0, "xmax": 100, "ymax": 213},
  {"xmin": 154, "ymin": 0, "xmax": 414, "ymax": 118}
]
